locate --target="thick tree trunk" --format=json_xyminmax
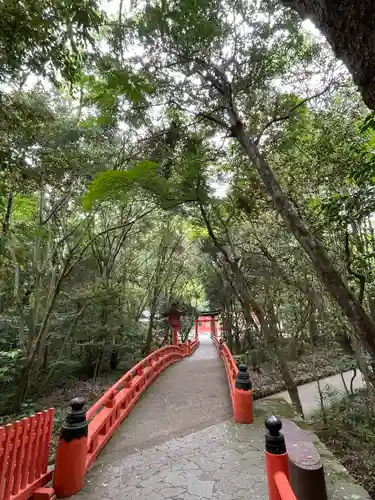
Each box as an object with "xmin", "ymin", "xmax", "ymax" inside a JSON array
[
  {"xmin": 282, "ymin": 0, "xmax": 375, "ymax": 110},
  {"xmin": 230, "ymin": 121, "xmax": 375, "ymax": 362},
  {"xmin": 145, "ymin": 310, "xmax": 156, "ymax": 355}
]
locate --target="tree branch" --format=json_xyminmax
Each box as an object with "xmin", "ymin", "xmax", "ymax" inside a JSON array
[{"xmin": 255, "ymin": 83, "xmax": 333, "ymax": 145}]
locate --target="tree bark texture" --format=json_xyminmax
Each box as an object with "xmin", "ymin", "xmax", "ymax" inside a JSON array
[{"xmin": 282, "ymin": 0, "xmax": 375, "ymax": 110}]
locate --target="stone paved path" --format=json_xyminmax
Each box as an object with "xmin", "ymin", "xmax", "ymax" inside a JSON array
[
  {"xmin": 77, "ymin": 420, "xmax": 267, "ymax": 500},
  {"xmin": 74, "ymin": 335, "xmax": 270, "ymax": 499},
  {"xmin": 73, "ymin": 336, "xmax": 368, "ymax": 500},
  {"xmin": 92, "ymin": 334, "xmax": 232, "ymax": 463}
]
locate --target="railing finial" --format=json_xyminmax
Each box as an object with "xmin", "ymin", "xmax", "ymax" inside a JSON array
[
  {"xmin": 233, "ymin": 363, "xmax": 253, "ymax": 424},
  {"xmin": 235, "ymin": 364, "xmax": 252, "ymax": 390},
  {"xmin": 265, "ymin": 416, "xmax": 286, "ymax": 454},
  {"xmin": 61, "ymin": 397, "xmax": 88, "ymax": 442}
]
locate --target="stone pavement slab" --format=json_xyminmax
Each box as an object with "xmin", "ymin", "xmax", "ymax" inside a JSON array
[{"xmin": 75, "ymin": 419, "xmax": 268, "ymax": 500}]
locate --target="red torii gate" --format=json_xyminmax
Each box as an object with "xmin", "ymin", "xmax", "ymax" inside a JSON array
[{"xmin": 194, "ymin": 309, "xmax": 221, "ymax": 338}]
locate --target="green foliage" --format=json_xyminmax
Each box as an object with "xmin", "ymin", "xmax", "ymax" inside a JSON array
[
  {"xmin": 313, "ymin": 391, "xmax": 375, "ymax": 497},
  {"xmin": 83, "ymin": 161, "xmax": 164, "ymax": 207},
  {"xmin": 0, "ymin": 350, "xmax": 23, "ymax": 383},
  {"xmin": 0, "ymin": 0, "xmax": 103, "ymax": 84},
  {"xmin": 83, "ymin": 58, "xmax": 155, "ymax": 125}
]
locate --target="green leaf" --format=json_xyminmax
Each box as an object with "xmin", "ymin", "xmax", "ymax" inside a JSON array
[{"xmin": 83, "ymin": 161, "xmax": 165, "ymax": 208}]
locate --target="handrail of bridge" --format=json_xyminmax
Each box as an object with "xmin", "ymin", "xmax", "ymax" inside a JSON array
[
  {"xmin": 265, "ymin": 416, "xmax": 297, "ymax": 500},
  {"xmin": 211, "ymin": 333, "xmax": 253, "ymax": 424},
  {"xmin": 53, "ymin": 338, "xmax": 199, "ymax": 497},
  {"xmin": 0, "ymin": 409, "xmax": 54, "ymax": 500}
]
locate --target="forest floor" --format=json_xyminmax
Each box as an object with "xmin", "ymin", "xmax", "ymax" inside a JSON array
[{"xmin": 237, "ymin": 345, "xmax": 356, "ymax": 399}]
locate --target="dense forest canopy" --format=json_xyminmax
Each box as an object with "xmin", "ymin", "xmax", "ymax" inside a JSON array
[{"xmin": 2, "ymin": 0, "xmax": 375, "ymax": 448}]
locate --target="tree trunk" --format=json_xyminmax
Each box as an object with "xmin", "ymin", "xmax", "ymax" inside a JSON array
[
  {"xmin": 11, "ymin": 363, "xmax": 32, "ymax": 412},
  {"xmin": 308, "ymin": 300, "xmax": 319, "ymax": 346},
  {"xmin": 145, "ymin": 304, "xmax": 157, "ymax": 354},
  {"xmin": 230, "ymin": 121, "xmax": 375, "ymax": 362},
  {"xmin": 110, "ymin": 348, "xmax": 119, "ymax": 370},
  {"xmin": 223, "ymin": 307, "xmax": 234, "ymax": 352},
  {"xmin": 267, "ymin": 299, "xmax": 305, "ymax": 418},
  {"xmin": 282, "ymin": 0, "xmax": 375, "ymax": 111},
  {"xmin": 2, "ymin": 189, "xmax": 13, "ymax": 235},
  {"xmin": 277, "ymin": 354, "xmax": 305, "ymax": 418}
]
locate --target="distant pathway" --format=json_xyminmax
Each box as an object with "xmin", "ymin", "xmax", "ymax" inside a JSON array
[{"xmin": 267, "ymin": 369, "xmax": 365, "ymax": 417}]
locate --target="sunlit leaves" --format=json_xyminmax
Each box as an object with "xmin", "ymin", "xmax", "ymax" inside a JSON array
[
  {"xmin": 83, "ymin": 58, "xmax": 155, "ymax": 125},
  {"xmin": 83, "ymin": 161, "xmax": 164, "ymax": 208}
]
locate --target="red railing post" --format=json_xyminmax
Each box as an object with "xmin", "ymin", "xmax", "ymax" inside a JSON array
[
  {"xmin": 53, "ymin": 397, "xmax": 88, "ymax": 497},
  {"xmin": 233, "ymin": 364, "xmax": 253, "ymax": 424},
  {"xmin": 265, "ymin": 416, "xmax": 296, "ymax": 500}
]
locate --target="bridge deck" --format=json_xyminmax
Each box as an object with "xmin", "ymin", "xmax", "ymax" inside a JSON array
[{"xmin": 75, "ymin": 334, "xmax": 269, "ymax": 499}]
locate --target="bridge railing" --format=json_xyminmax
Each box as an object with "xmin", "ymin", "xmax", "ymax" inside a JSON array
[
  {"xmin": 265, "ymin": 416, "xmax": 297, "ymax": 500},
  {"xmin": 0, "ymin": 339, "xmax": 198, "ymax": 500},
  {"xmin": 211, "ymin": 332, "xmax": 253, "ymax": 424},
  {"xmin": 53, "ymin": 339, "xmax": 199, "ymax": 497},
  {"xmin": 0, "ymin": 409, "xmax": 54, "ymax": 500}
]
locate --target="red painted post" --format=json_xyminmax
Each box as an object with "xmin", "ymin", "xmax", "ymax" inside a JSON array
[
  {"xmin": 264, "ymin": 416, "xmax": 295, "ymax": 500},
  {"xmin": 166, "ymin": 306, "xmax": 182, "ymax": 345},
  {"xmin": 172, "ymin": 325, "xmax": 179, "ymax": 345},
  {"xmin": 233, "ymin": 364, "xmax": 253, "ymax": 424},
  {"xmin": 53, "ymin": 398, "xmax": 88, "ymax": 497}
]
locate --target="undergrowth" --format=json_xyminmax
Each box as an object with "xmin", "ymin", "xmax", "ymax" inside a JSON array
[{"xmin": 311, "ymin": 390, "xmax": 375, "ymax": 499}]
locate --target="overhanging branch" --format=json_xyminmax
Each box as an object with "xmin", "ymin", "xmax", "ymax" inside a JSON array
[{"xmin": 255, "ymin": 82, "xmax": 334, "ymax": 145}]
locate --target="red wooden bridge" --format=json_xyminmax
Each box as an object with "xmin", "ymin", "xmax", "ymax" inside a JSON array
[{"xmin": 0, "ymin": 313, "xmax": 329, "ymax": 500}]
